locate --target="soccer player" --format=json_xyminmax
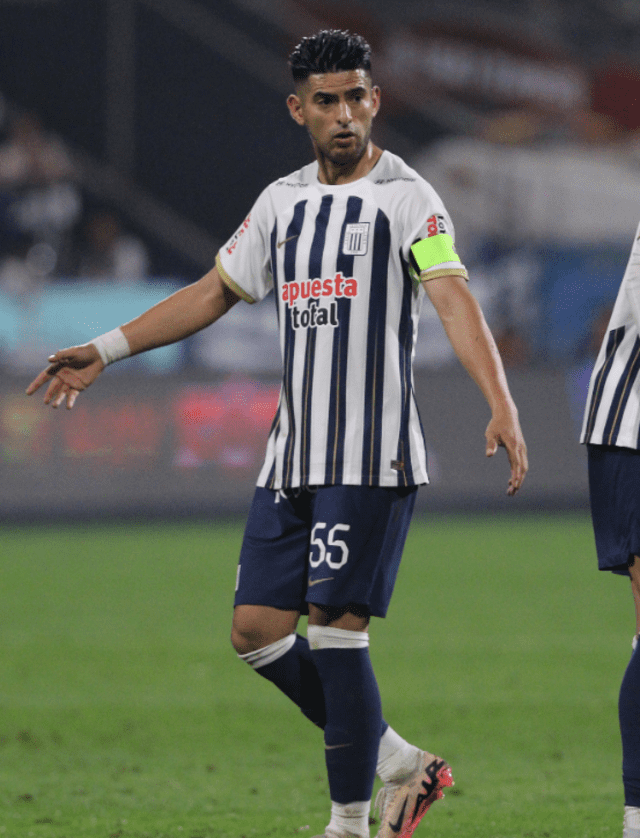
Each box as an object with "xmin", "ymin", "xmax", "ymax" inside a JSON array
[
  {"xmin": 27, "ymin": 30, "xmax": 528, "ymax": 838},
  {"xmin": 581, "ymin": 221, "xmax": 640, "ymax": 838}
]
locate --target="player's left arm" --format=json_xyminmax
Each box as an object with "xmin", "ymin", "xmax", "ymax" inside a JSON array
[
  {"xmin": 424, "ymin": 274, "xmax": 528, "ymax": 496},
  {"xmin": 26, "ymin": 265, "xmax": 241, "ymax": 409}
]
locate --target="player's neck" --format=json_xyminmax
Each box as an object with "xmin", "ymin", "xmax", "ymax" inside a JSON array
[{"xmin": 315, "ymin": 143, "xmax": 383, "ymax": 185}]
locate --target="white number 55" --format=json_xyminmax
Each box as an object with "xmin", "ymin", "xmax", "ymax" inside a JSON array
[{"xmin": 309, "ymin": 523, "xmax": 351, "ymax": 570}]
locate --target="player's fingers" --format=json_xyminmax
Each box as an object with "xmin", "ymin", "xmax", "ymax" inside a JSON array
[
  {"xmin": 52, "ymin": 389, "xmax": 67, "ymax": 409},
  {"xmin": 44, "ymin": 372, "xmax": 76, "ymax": 406},
  {"xmin": 43, "ymin": 375, "xmax": 64, "ymax": 405},
  {"xmin": 486, "ymin": 431, "xmax": 504, "ymax": 457},
  {"xmin": 507, "ymin": 469, "xmax": 521, "ymax": 495},
  {"xmin": 44, "ymin": 366, "xmax": 92, "ymax": 408},
  {"xmin": 25, "ymin": 369, "xmax": 53, "ymax": 395},
  {"xmin": 26, "ymin": 356, "xmax": 73, "ymax": 395},
  {"xmin": 506, "ymin": 441, "xmax": 528, "ymax": 495}
]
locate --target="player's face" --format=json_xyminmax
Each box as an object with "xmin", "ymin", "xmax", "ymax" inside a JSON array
[{"xmin": 287, "ymin": 70, "xmax": 381, "ymax": 167}]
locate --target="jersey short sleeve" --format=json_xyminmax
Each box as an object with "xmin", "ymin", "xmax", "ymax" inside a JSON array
[
  {"xmin": 402, "ymin": 180, "xmax": 468, "ymax": 284},
  {"xmin": 216, "ymin": 187, "xmax": 274, "ymax": 304}
]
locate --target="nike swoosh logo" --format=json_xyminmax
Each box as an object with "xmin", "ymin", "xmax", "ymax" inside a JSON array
[
  {"xmin": 277, "ymin": 234, "xmax": 299, "ymax": 248},
  {"xmin": 389, "ymin": 796, "xmax": 408, "ymax": 833},
  {"xmin": 307, "ymin": 577, "xmax": 334, "ymax": 587},
  {"xmin": 325, "ymin": 742, "xmax": 352, "ymax": 750}
]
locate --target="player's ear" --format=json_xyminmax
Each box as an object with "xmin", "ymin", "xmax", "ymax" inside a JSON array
[
  {"xmin": 371, "ymin": 85, "xmax": 381, "ymax": 117},
  {"xmin": 287, "ymin": 93, "xmax": 305, "ymax": 126}
]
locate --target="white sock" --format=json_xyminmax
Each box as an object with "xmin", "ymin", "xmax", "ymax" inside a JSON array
[
  {"xmin": 625, "ymin": 806, "xmax": 640, "ymax": 829},
  {"xmin": 376, "ymin": 726, "xmax": 422, "ymax": 784},
  {"xmin": 307, "ymin": 624, "xmax": 369, "ymax": 650},
  {"xmin": 237, "ymin": 633, "xmax": 296, "ymax": 669},
  {"xmin": 327, "ymin": 800, "xmax": 370, "ymax": 837}
]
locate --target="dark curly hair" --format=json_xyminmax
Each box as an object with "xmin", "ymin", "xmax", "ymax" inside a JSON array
[{"xmin": 289, "ymin": 30, "xmax": 372, "ymax": 84}]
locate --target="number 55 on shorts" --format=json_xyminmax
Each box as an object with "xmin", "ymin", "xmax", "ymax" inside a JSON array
[{"xmin": 309, "ymin": 523, "xmax": 351, "ymax": 569}]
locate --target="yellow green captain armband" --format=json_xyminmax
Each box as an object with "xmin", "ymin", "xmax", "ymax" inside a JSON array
[{"xmin": 410, "ymin": 234, "xmax": 460, "ymax": 272}]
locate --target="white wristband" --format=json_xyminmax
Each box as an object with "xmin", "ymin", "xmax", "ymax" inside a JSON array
[{"xmin": 91, "ymin": 327, "xmax": 131, "ymax": 366}]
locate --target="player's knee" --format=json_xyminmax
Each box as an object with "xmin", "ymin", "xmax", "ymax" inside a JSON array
[
  {"xmin": 230, "ymin": 611, "xmax": 275, "ymax": 655},
  {"xmin": 231, "ymin": 604, "xmax": 300, "ymax": 655},
  {"xmin": 230, "ymin": 622, "xmax": 258, "ymax": 655}
]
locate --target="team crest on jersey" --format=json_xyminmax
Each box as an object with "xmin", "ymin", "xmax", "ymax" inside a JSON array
[{"xmin": 342, "ymin": 222, "xmax": 370, "ymax": 256}]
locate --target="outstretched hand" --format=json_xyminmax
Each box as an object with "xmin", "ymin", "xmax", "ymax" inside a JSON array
[
  {"xmin": 485, "ymin": 412, "xmax": 528, "ymax": 496},
  {"xmin": 25, "ymin": 344, "xmax": 105, "ymax": 410}
]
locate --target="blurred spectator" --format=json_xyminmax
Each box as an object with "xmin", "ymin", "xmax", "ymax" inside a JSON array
[
  {"xmin": 0, "ymin": 235, "xmax": 55, "ymax": 301},
  {"xmin": 0, "ymin": 111, "xmax": 75, "ymax": 187},
  {"xmin": 0, "ymin": 110, "xmax": 81, "ymax": 269},
  {"xmin": 75, "ymin": 210, "xmax": 149, "ymax": 281}
]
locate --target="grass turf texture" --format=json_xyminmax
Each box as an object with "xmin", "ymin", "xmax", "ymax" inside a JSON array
[{"xmin": 0, "ymin": 513, "xmax": 633, "ymax": 838}]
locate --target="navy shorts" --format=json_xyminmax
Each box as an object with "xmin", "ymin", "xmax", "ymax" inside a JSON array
[
  {"xmin": 234, "ymin": 485, "xmax": 418, "ymax": 618},
  {"xmin": 587, "ymin": 444, "xmax": 640, "ymax": 577}
]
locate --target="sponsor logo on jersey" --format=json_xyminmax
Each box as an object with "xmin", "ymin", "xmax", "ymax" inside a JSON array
[
  {"xmin": 281, "ymin": 272, "xmax": 359, "ymax": 331},
  {"xmin": 342, "ymin": 222, "xmax": 370, "ymax": 256},
  {"xmin": 374, "ymin": 177, "xmax": 416, "ymax": 184},
  {"xmin": 426, "ymin": 213, "xmax": 447, "ymax": 237},
  {"xmin": 226, "ymin": 214, "xmax": 251, "ymax": 255}
]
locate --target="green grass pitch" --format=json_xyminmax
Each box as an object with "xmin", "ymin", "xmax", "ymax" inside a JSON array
[{"xmin": 0, "ymin": 512, "xmax": 633, "ymax": 838}]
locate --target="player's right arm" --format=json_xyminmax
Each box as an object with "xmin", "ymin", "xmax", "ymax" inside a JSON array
[{"xmin": 26, "ymin": 265, "xmax": 241, "ymax": 409}]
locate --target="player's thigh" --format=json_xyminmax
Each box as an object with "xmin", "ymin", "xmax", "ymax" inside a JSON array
[
  {"xmin": 234, "ymin": 486, "xmax": 312, "ymax": 612},
  {"xmin": 587, "ymin": 444, "xmax": 640, "ymax": 576},
  {"xmin": 306, "ymin": 484, "xmax": 418, "ymax": 618}
]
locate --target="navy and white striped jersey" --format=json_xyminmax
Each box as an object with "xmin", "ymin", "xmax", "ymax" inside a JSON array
[
  {"xmin": 216, "ymin": 150, "xmax": 468, "ymax": 489},
  {"xmin": 581, "ymin": 219, "xmax": 640, "ymax": 449}
]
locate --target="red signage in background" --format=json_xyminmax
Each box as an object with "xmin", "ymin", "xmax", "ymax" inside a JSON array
[
  {"xmin": 60, "ymin": 402, "xmax": 166, "ymax": 467},
  {"xmin": 380, "ymin": 31, "xmax": 587, "ymax": 113},
  {"xmin": 174, "ymin": 380, "xmax": 280, "ymax": 470},
  {"xmin": 290, "ymin": 1, "xmax": 588, "ymax": 122}
]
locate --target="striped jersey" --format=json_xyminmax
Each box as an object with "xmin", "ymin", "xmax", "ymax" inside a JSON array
[
  {"xmin": 581, "ymin": 219, "xmax": 640, "ymax": 449},
  {"xmin": 216, "ymin": 150, "xmax": 468, "ymax": 489}
]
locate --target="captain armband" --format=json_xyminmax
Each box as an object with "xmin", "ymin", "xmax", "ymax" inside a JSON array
[{"xmin": 410, "ymin": 234, "xmax": 466, "ymax": 279}]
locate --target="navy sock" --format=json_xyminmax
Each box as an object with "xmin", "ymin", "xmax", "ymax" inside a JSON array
[
  {"xmin": 311, "ymin": 645, "xmax": 382, "ymax": 804},
  {"xmin": 251, "ymin": 634, "xmax": 389, "ymax": 741},
  {"xmin": 620, "ymin": 644, "xmax": 640, "ymax": 807},
  {"xmin": 255, "ymin": 634, "xmax": 327, "ymax": 727}
]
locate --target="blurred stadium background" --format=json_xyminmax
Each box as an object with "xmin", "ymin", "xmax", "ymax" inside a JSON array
[{"xmin": 2, "ymin": 0, "xmax": 640, "ymax": 519}]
